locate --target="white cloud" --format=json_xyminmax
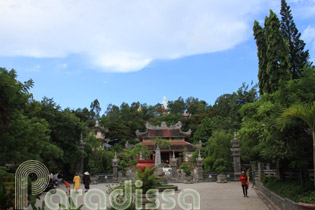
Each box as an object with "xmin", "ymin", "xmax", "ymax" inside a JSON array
[{"xmin": 0, "ymin": 0, "xmax": 278, "ymax": 72}]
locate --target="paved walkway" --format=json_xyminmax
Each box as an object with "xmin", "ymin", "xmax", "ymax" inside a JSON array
[{"xmin": 33, "ymin": 182, "xmax": 269, "ymax": 210}]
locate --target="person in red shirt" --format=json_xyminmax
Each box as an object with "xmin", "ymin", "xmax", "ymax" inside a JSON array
[{"xmin": 239, "ymin": 171, "xmax": 248, "ymax": 197}]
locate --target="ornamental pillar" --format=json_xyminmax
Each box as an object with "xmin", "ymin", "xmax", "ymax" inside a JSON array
[
  {"xmin": 230, "ymin": 131, "xmax": 241, "ymax": 180},
  {"xmin": 170, "ymin": 151, "xmax": 177, "ymax": 178},
  {"xmin": 196, "ymin": 150, "xmax": 203, "ymax": 181},
  {"xmin": 112, "ymin": 152, "xmax": 119, "ymax": 180}
]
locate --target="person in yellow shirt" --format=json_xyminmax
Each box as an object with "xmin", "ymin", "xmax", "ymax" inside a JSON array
[{"xmin": 73, "ymin": 173, "xmax": 81, "ymax": 193}]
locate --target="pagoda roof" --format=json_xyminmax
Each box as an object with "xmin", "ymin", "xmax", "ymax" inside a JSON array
[
  {"xmin": 89, "ymin": 120, "xmax": 108, "ymax": 133},
  {"xmin": 89, "ymin": 126, "xmax": 108, "ymax": 133},
  {"xmin": 136, "ymin": 121, "xmax": 191, "ymax": 139},
  {"xmin": 139, "ymin": 140, "xmax": 195, "ymax": 151}
]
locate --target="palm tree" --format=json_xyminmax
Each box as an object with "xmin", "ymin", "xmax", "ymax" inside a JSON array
[{"xmin": 280, "ymin": 102, "xmax": 315, "ymax": 188}]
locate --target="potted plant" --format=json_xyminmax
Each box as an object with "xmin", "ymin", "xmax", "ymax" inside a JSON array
[{"xmin": 181, "ymin": 162, "xmax": 194, "ymax": 184}]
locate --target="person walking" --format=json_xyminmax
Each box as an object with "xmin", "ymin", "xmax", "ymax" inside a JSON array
[
  {"xmin": 73, "ymin": 173, "xmax": 81, "ymax": 193},
  {"xmin": 239, "ymin": 171, "xmax": 248, "ymax": 197},
  {"xmin": 83, "ymin": 171, "xmax": 91, "ymax": 192}
]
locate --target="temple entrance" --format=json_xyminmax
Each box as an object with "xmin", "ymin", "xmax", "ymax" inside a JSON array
[{"xmin": 161, "ymin": 152, "xmax": 170, "ymax": 164}]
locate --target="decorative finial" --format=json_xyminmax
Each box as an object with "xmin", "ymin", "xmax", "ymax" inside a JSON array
[
  {"xmin": 198, "ymin": 150, "xmax": 201, "ymax": 159},
  {"xmin": 96, "ymin": 120, "xmax": 99, "ymax": 127},
  {"xmin": 172, "ymin": 151, "xmax": 175, "ymax": 159},
  {"xmin": 114, "ymin": 151, "xmax": 117, "ymax": 159},
  {"xmin": 234, "ymin": 130, "xmax": 237, "ymax": 139}
]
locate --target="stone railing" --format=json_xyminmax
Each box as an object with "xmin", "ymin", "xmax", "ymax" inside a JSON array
[
  {"xmin": 263, "ymin": 169, "xmax": 277, "ymax": 177},
  {"xmin": 202, "ymin": 172, "xmax": 234, "ymax": 182},
  {"xmin": 256, "ymin": 180, "xmax": 302, "ymax": 210}
]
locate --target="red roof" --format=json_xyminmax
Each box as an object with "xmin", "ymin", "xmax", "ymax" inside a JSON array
[
  {"xmin": 141, "ymin": 141, "xmax": 192, "ymax": 146},
  {"xmin": 139, "ymin": 140, "xmax": 194, "ymax": 151},
  {"xmin": 137, "ymin": 129, "xmax": 189, "ymax": 138}
]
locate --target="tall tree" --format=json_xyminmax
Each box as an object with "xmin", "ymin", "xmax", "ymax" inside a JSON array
[
  {"xmin": 254, "ymin": 21, "xmax": 268, "ymax": 95},
  {"xmin": 280, "ymin": 0, "xmax": 310, "ymax": 79},
  {"xmin": 254, "ymin": 10, "xmax": 291, "ymax": 95},
  {"xmin": 265, "ymin": 10, "xmax": 291, "ymax": 93},
  {"xmin": 90, "ymin": 99, "xmax": 101, "ymax": 120}
]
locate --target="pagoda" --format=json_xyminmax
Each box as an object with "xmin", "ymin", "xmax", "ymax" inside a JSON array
[
  {"xmin": 89, "ymin": 120, "xmax": 109, "ymax": 148},
  {"xmin": 136, "ymin": 121, "xmax": 194, "ymax": 164}
]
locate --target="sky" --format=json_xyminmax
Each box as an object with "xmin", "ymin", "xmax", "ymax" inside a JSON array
[{"xmin": 0, "ymin": 0, "xmax": 315, "ymax": 113}]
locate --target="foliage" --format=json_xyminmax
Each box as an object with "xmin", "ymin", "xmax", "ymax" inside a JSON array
[
  {"xmin": 254, "ymin": 10, "xmax": 291, "ymax": 95},
  {"xmin": 203, "ymin": 130, "xmax": 233, "ymax": 173},
  {"xmin": 30, "ymin": 194, "xmax": 45, "ymax": 210},
  {"xmin": 280, "ymin": 0, "xmax": 310, "ymax": 79},
  {"xmin": 0, "ymin": 178, "xmax": 14, "ymax": 210},
  {"xmin": 106, "ymin": 183, "xmax": 136, "ymax": 210},
  {"xmin": 168, "ymin": 97, "xmax": 186, "ymax": 114},
  {"xmin": 262, "ymin": 177, "xmax": 315, "ymax": 204},
  {"xmin": 88, "ymin": 149, "xmax": 113, "ymax": 174},
  {"xmin": 117, "ymin": 144, "xmax": 152, "ymax": 172},
  {"xmin": 137, "ymin": 167, "xmax": 160, "ymax": 193},
  {"xmin": 59, "ymin": 197, "xmax": 83, "ymax": 210},
  {"xmin": 279, "ymin": 101, "xmax": 315, "ymax": 187},
  {"xmin": 180, "ymin": 162, "xmax": 193, "ymax": 176},
  {"xmin": 153, "ymin": 138, "xmax": 171, "ymax": 149}
]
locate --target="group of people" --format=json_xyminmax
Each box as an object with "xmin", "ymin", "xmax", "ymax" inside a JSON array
[
  {"xmin": 64, "ymin": 171, "xmax": 91, "ymax": 195},
  {"xmin": 64, "ymin": 169, "xmax": 251, "ymax": 197},
  {"xmin": 239, "ymin": 168, "xmax": 251, "ymax": 197}
]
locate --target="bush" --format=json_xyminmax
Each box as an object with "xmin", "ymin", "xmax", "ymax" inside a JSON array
[
  {"xmin": 180, "ymin": 162, "xmax": 193, "ymax": 176},
  {"xmin": 262, "ymin": 177, "xmax": 315, "ymax": 204}
]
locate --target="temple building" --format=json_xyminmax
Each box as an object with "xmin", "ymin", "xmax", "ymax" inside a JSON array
[{"xmin": 136, "ymin": 121, "xmax": 195, "ymax": 165}]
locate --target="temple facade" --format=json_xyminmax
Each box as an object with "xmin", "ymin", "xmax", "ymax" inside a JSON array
[{"xmin": 136, "ymin": 121, "xmax": 194, "ymax": 165}]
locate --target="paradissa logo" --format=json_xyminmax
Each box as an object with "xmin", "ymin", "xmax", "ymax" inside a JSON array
[{"xmin": 16, "ymin": 160, "xmax": 201, "ymax": 209}]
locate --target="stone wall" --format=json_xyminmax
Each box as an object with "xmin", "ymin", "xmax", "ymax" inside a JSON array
[{"xmin": 256, "ymin": 180, "xmax": 302, "ymax": 210}]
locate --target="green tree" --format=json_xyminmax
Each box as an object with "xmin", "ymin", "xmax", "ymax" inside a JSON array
[
  {"xmin": 280, "ymin": 0, "xmax": 310, "ymax": 79},
  {"xmin": 265, "ymin": 10, "xmax": 291, "ymax": 93},
  {"xmin": 203, "ymin": 130, "xmax": 233, "ymax": 173},
  {"xmin": 280, "ymin": 102, "xmax": 315, "ymax": 187},
  {"xmin": 254, "ymin": 10, "xmax": 291, "ymax": 94},
  {"xmin": 168, "ymin": 97, "xmax": 186, "ymax": 114},
  {"xmin": 0, "ymin": 68, "xmax": 62, "ymax": 165},
  {"xmin": 253, "ymin": 21, "xmax": 268, "ymax": 95},
  {"xmin": 90, "ymin": 99, "xmax": 101, "ymax": 120}
]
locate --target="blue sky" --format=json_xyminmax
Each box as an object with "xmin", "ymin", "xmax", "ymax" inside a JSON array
[{"xmin": 0, "ymin": 0, "xmax": 315, "ymax": 112}]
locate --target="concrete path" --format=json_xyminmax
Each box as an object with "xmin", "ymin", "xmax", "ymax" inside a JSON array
[{"xmin": 32, "ymin": 182, "xmax": 269, "ymax": 210}]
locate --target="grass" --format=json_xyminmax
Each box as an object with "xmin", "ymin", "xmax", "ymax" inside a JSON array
[{"xmin": 261, "ymin": 176, "xmax": 315, "ymax": 204}]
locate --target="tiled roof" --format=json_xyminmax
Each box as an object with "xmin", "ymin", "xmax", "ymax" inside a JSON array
[
  {"xmin": 140, "ymin": 141, "xmax": 194, "ymax": 151},
  {"xmin": 137, "ymin": 129, "xmax": 190, "ymax": 138}
]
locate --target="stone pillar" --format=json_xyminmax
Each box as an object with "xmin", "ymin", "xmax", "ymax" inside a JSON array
[
  {"xmin": 155, "ymin": 146, "xmax": 161, "ymax": 166},
  {"xmin": 170, "ymin": 151, "xmax": 177, "ymax": 178},
  {"xmin": 196, "ymin": 150, "xmax": 203, "ymax": 181},
  {"xmin": 257, "ymin": 162, "xmax": 263, "ymax": 180},
  {"xmin": 112, "ymin": 152, "xmax": 119, "ymax": 180},
  {"xmin": 76, "ymin": 133, "xmax": 85, "ymax": 177},
  {"xmin": 250, "ymin": 161, "xmax": 257, "ymax": 186},
  {"xmin": 230, "ymin": 131, "xmax": 241, "ymax": 180}
]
